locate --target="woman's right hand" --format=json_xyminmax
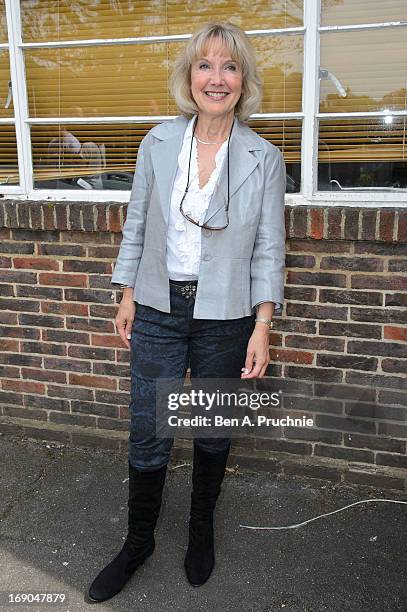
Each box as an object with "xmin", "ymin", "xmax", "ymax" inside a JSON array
[{"xmin": 115, "ymin": 292, "xmax": 136, "ymax": 349}]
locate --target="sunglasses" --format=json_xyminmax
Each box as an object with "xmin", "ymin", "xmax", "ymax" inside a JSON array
[{"xmin": 179, "ymin": 116, "xmax": 234, "ymax": 231}]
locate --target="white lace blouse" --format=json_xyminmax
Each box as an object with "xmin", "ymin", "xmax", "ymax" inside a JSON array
[{"xmin": 166, "ymin": 115, "xmax": 227, "ymax": 280}]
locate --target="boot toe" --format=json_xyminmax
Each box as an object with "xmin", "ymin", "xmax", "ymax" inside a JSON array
[
  {"xmin": 87, "ymin": 540, "xmax": 155, "ymax": 602},
  {"xmin": 184, "ymin": 548, "xmax": 215, "ymax": 586}
]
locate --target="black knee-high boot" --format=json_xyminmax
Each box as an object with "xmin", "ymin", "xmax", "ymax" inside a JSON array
[
  {"xmin": 87, "ymin": 461, "xmax": 167, "ymax": 602},
  {"xmin": 184, "ymin": 443, "xmax": 230, "ymax": 587}
]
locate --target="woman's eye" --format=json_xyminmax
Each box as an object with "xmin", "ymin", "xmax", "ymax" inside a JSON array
[
  {"xmin": 226, "ymin": 65, "xmax": 237, "ymax": 71},
  {"xmin": 199, "ymin": 63, "xmax": 209, "ymax": 69}
]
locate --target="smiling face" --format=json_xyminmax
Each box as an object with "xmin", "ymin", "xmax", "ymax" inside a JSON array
[{"xmin": 190, "ymin": 37, "xmax": 243, "ymax": 119}]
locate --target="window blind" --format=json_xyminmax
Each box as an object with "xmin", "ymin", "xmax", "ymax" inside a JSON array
[
  {"xmin": 320, "ymin": 28, "xmax": 407, "ymax": 113},
  {"xmin": 32, "ymin": 123, "xmax": 154, "ymax": 187},
  {"xmin": 0, "ymin": 125, "xmax": 19, "ymax": 184},
  {"xmin": 321, "ymin": 0, "xmax": 407, "ymax": 26},
  {"xmin": 0, "ymin": 0, "xmax": 6, "ymax": 44},
  {"xmin": 0, "ymin": 52, "xmax": 13, "ymax": 120},
  {"xmin": 21, "ymin": 0, "xmax": 304, "ymax": 42},
  {"xmin": 25, "ymin": 36, "xmax": 302, "ymax": 119},
  {"xmin": 319, "ymin": 24, "xmax": 407, "ymax": 187}
]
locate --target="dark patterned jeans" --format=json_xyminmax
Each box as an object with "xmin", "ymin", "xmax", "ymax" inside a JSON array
[{"xmin": 128, "ymin": 280, "xmax": 256, "ymax": 471}]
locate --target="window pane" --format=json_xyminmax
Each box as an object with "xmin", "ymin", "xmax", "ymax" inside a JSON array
[
  {"xmin": 249, "ymin": 119, "xmax": 301, "ymax": 192},
  {"xmin": 0, "ymin": 51, "xmax": 13, "ymax": 119},
  {"xmin": 321, "ymin": 0, "xmax": 407, "ymax": 26},
  {"xmin": 320, "ymin": 28, "xmax": 407, "ymax": 113},
  {"xmin": 26, "ymin": 36, "xmax": 302, "ymax": 118},
  {"xmin": 26, "ymin": 44, "xmax": 171, "ymax": 118},
  {"xmin": 0, "ymin": 0, "xmax": 7, "ymax": 43},
  {"xmin": 0, "ymin": 125, "xmax": 19, "ymax": 185},
  {"xmin": 32, "ymin": 123, "xmax": 155, "ymax": 190},
  {"xmin": 255, "ymin": 35, "xmax": 303, "ymax": 114},
  {"xmin": 31, "ymin": 120, "xmax": 300, "ymax": 191},
  {"xmin": 318, "ymin": 117, "xmax": 407, "ymax": 190},
  {"xmin": 21, "ymin": 0, "xmax": 303, "ymax": 42}
]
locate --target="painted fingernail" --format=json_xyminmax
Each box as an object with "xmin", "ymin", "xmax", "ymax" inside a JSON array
[{"xmin": 127, "ymin": 334, "xmax": 131, "ymax": 340}]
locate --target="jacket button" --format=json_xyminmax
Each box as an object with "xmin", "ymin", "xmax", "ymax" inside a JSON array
[
  {"xmin": 203, "ymin": 229, "xmax": 212, "ymax": 237},
  {"xmin": 202, "ymin": 254, "xmax": 211, "ymax": 261}
]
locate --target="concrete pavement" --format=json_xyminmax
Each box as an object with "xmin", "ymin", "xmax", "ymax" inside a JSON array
[{"xmin": 0, "ymin": 433, "xmax": 406, "ymax": 612}]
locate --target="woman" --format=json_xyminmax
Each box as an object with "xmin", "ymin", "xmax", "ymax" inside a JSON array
[{"xmin": 87, "ymin": 21, "xmax": 286, "ymax": 603}]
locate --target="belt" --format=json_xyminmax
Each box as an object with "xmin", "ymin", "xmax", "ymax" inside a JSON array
[{"xmin": 169, "ymin": 279, "xmax": 198, "ymax": 299}]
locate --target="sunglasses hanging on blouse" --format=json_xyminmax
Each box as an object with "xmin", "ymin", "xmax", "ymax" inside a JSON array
[{"xmin": 179, "ymin": 116, "xmax": 234, "ymax": 231}]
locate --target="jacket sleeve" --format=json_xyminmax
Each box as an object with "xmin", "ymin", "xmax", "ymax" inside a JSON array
[
  {"xmin": 250, "ymin": 144, "xmax": 286, "ymax": 315},
  {"xmin": 110, "ymin": 132, "xmax": 153, "ymax": 288}
]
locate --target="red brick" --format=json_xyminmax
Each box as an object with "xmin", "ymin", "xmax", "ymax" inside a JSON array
[
  {"xmin": 0, "ymin": 338, "xmax": 20, "ymax": 352},
  {"xmin": 91, "ymin": 333, "xmax": 126, "ymax": 348},
  {"xmin": 39, "ymin": 272, "xmax": 87, "ymax": 287},
  {"xmin": 43, "ymin": 203, "xmax": 56, "ymax": 230},
  {"xmin": 327, "ymin": 208, "xmax": 342, "ymax": 240},
  {"xmin": 96, "ymin": 204, "xmax": 108, "ymax": 232},
  {"xmin": 360, "ymin": 210, "xmax": 377, "ymax": 240},
  {"xmin": 21, "ymin": 367, "xmax": 67, "ymax": 384},
  {"xmin": 379, "ymin": 210, "xmax": 395, "ymax": 242},
  {"xmin": 13, "ymin": 257, "xmax": 59, "ymax": 271},
  {"xmin": 351, "ymin": 275, "xmax": 407, "ymax": 291},
  {"xmin": 384, "ymin": 326, "xmax": 407, "ymax": 342},
  {"xmin": 69, "ymin": 373, "xmax": 117, "ymax": 390},
  {"xmin": 269, "ymin": 348, "xmax": 314, "ymax": 364},
  {"xmin": 2, "ymin": 379, "xmax": 45, "ymax": 394},
  {"xmin": 109, "ymin": 205, "xmax": 122, "ymax": 233},
  {"xmin": 310, "ymin": 208, "xmax": 324, "ymax": 239},
  {"xmin": 397, "ymin": 210, "xmax": 407, "ymax": 242},
  {"xmin": 41, "ymin": 301, "xmax": 89, "ymax": 316}
]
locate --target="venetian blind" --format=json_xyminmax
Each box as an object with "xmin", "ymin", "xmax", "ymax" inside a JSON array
[
  {"xmin": 22, "ymin": 1, "xmax": 304, "ymax": 183},
  {"xmin": 319, "ymin": 27, "xmax": 407, "ymax": 163}
]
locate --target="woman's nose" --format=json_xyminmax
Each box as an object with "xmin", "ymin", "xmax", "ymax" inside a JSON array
[{"xmin": 209, "ymin": 67, "xmax": 224, "ymax": 84}]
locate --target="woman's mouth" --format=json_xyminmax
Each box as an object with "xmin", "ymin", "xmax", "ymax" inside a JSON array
[{"xmin": 204, "ymin": 91, "xmax": 229, "ymax": 100}]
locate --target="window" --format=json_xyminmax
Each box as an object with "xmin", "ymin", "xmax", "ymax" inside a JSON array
[
  {"xmin": 318, "ymin": 1, "xmax": 407, "ymax": 192},
  {"xmin": 2, "ymin": 0, "xmax": 406, "ymax": 204},
  {"xmin": 0, "ymin": 0, "xmax": 19, "ymax": 188}
]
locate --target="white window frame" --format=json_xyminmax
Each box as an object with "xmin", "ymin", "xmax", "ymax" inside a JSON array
[{"xmin": 4, "ymin": 0, "xmax": 407, "ymax": 207}]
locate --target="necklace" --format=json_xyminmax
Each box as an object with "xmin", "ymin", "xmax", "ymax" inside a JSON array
[
  {"xmin": 195, "ymin": 135, "xmax": 228, "ymax": 145},
  {"xmin": 178, "ymin": 115, "xmax": 233, "ymax": 230}
]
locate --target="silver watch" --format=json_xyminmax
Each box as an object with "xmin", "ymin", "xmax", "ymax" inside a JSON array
[{"xmin": 255, "ymin": 317, "xmax": 274, "ymax": 330}]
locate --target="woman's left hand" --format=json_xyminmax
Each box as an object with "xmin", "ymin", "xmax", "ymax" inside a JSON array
[{"xmin": 241, "ymin": 325, "xmax": 270, "ymax": 379}]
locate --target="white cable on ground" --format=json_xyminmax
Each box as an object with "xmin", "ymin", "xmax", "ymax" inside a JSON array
[{"xmin": 239, "ymin": 498, "xmax": 407, "ymax": 530}]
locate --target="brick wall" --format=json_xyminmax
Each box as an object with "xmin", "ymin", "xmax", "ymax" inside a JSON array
[{"xmin": 0, "ymin": 201, "xmax": 406, "ymax": 491}]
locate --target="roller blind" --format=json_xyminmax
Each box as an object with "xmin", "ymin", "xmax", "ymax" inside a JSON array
[{"xmin": 21, "ymin": 0, "xmax": 304, "ymax": 42}]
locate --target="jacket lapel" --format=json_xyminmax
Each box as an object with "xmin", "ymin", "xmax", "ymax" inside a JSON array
[
  {"xmin": 150, "ymin": 115, "xmax": 263, "ymax": 227},
  {"xmin": 150, "ymin": 116, "xmax": 188, "ymax": 225},
  {"xmin": 203, "ymin": 117, "xmax": 262, "ymax": 225}
]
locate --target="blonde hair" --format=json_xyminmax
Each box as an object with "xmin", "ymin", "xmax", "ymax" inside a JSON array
[{"xmin": 169, "ymin": 22, "xmax": 262, "ymax": 122}]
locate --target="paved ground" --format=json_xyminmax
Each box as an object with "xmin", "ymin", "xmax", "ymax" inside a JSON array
[{"xmin": 0, "ymin": 433, "xmax": 406, "ymax": 612}]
